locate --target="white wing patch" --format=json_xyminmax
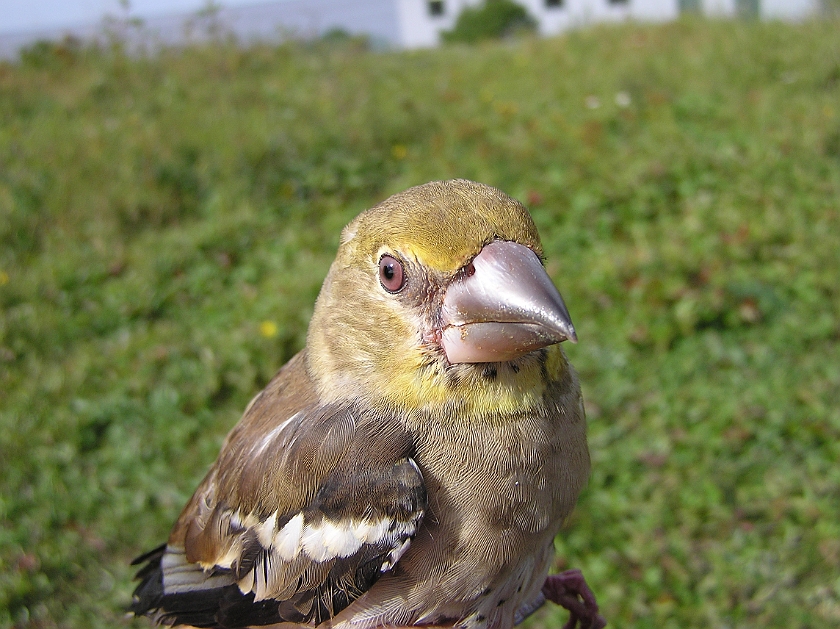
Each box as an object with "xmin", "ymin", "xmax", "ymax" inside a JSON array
[
  {"xmin": 246, "ymin": 511, "xmax": 414, "ymax": 565},
  {"xmin": 303, "ymin": 519, "xmax": 362, "ymax": 561},
  {"xmin": 227, "ymin": 509, "xmax": 420, "ymax": 601},
  {"xmin": 273, "ymin": 512, "xmax": 304, "ymax": 561},
  {"xmin": 257, "ymin": 511, "xmax": 278, "ymax": 548},
  {"xmin": 162, "ymin": 546, "xmax": 235, "ymax": 594}
]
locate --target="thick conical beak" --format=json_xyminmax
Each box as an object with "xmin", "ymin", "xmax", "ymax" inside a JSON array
[{"xmin": 440, "ymin": 240, "xmax": 576, "ymax": 364}]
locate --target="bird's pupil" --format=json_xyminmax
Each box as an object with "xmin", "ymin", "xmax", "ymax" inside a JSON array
[{"xmin": 383, "ymin": 264, "xmax": 394, "ymax": 280}]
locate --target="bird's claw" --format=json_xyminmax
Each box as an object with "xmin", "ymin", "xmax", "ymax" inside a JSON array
[{"xmin": 542, "ymin": 569, "xmax": 606, "ymax": 629}]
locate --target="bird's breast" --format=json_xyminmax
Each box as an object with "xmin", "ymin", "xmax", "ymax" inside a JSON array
[{"xmin": 383, "ymin": 392, "xmax": 589, "ymax": 628}]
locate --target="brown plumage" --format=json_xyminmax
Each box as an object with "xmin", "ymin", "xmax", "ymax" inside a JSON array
[{"xmin": 131, "ymin": 180, "xmax": 602, "ymax": 629}]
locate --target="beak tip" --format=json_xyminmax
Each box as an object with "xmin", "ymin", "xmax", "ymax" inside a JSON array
[
  {"xmin": 560, "ymin": 324, "xmax": 578, "ymax": 344},
  {"xmin": 554, "ymin": 317, "xmax": 577, "ymax": 345}
]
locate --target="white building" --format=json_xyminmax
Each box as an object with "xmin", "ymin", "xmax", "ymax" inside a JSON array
[
  {"xmin": 397, "ymin": 0, "xmax": 820, "ymax": 47},
  {"xmin": 399, "ymin": 0, "xmax": 674, "ymax": 47},
  {"xmin": 0, "ymin": 0, "xmax": 824, "ymax": 57}
]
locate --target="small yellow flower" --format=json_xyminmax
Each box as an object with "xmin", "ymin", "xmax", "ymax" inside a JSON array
[
  {"xmin": 391, "ymin": 144, "xmax": 408, "ymax": 160},
  {"xmin": 0, "ymin": 271, "xmax": 8, "ymax": 286},
  {"xmin": 259, "ymin": 320, "xmax": 278, "ymax": 338}
]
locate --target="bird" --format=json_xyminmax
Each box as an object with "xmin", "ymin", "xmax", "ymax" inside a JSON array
[{"xmin": 131, "ymin": 179, "xmax": 605, "ymax": 629}]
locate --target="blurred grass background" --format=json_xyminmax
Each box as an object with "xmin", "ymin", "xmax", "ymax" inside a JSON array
[{"xmin": 1, "ymin": 17, "xmax": 839, "ymax": 629}]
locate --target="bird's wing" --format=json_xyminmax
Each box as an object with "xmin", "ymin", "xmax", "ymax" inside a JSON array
[{"xmin": 131, "ymin": 351, "xmax": 426, "ymax": 628}]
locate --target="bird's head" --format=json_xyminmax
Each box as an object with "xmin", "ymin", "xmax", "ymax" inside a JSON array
[{"xmin": 306, "ymin": 180, "xmax": 577, "ymax": 419}]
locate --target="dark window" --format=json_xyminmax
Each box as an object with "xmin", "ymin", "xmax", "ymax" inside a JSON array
[
  {"xmin": 428, "ymin": 0, "xmax": 445, "ymax": 16},
  {"xmin": 608, "ymin": 0, "xmax": 629, "ymax": 5},
  {"xmin": 545, "ymin": 0, "xmax": 564, "ymax": 7}
]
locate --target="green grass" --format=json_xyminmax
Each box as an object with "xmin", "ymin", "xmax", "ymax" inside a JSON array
[{"xmin": 2, "ymin": 17, "xmax": 840, "ymax": 629}]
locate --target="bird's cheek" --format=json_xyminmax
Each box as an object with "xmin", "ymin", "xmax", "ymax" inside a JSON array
[{"xmin": 422, "ymin": 326, "xmax": 443, "ymax": 348}]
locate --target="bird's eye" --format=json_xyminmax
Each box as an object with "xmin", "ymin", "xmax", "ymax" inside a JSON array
[{"xmin": 379, "ymin": 255, "xmax": 405, "ymax": 293}]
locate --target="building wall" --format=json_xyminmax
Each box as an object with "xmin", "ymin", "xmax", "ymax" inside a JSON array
[
  {"xmin": 697, "ymin": 0, "xmax": 818, "ymax": 18},
  {"xmin": 631, "ymin": 0, "xmax": 681, "ymax": 21},
  {"xmin": 761, "ymin": 0, "xmax": 820, "ymax": 19},
  {"xmin": 395, "ymin": 0, "xmax": 820, "ymax": 48},
  {"xmin": 397, "ymin": 0, "xmax": 680, "ymax": 47},
  {"xmin": 702, "ymin": 0, "xmax": 737, "ymax": 16},
  {"xmin": 396, "ymin": 0, "xmax": 463, "ymax": 47},
  {"xmin": 523, "ymin": 0, "xmax": 679, "ymax": 35}
]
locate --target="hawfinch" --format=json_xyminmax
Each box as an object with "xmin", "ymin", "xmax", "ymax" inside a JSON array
[{"xmin": 132, "ymin": 180, "xmax": 604, "ymax": 629}]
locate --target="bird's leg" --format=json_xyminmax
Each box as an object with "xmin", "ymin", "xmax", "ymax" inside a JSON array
[{"xmin": 541, "ymin": 569, "xmax": 606, "ymax": 629}]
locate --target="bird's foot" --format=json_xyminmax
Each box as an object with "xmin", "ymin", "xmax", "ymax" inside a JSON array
[{"xmin": 541, "ymin": 569, "xmax": 606, "ymax": 629}]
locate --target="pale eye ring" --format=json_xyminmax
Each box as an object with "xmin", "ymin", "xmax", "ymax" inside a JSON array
[{"xmin": 379, "ymin": 254, "xmax": 405, "ymax": 293}]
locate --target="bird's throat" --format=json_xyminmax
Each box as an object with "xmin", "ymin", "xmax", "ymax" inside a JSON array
[{"xmin": 372, "ymin": 345, "xmax": 568, "ymax": 421}]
